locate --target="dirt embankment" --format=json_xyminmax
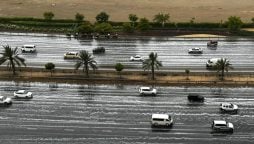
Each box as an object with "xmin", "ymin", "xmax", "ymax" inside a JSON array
[
  {"xmin": 1, "ymin": 0, "xmax": 254, "ymax": 22},
  {"xmin": 1, "ymin": 67, "xmax": 254, "ymax": 87}
]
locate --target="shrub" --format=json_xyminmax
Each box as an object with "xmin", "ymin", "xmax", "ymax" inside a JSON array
[
  {"xmin": 94, "ymin": 22, "xmax": 113, "ymax": 34},
  {"xmin": 75, "ymin": 13, "xmax": 84, "ymax": 22},
  {"xmin": 43, "ymin": 12, "xmax": 54, "ymax": 21},
  {"xmin": 122, "ymin": 22, "xmax": 134, "ymax": 33}
]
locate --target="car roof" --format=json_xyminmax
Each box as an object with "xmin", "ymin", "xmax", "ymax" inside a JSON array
[
  {"xmin": 221, "ymin": 103, "xmax": 232, "ymax": 106},
  {"xmin": 66, "ymin": 52, "xmax": 78, "ymax": 54},
  {"xmin": 135, "ymin": 55, "xmax": 141, "ymax": 57},
  {"xmin": 140, "ymin": 87, "xmax": 151, "ymax": 89},
  {"xmin": 152, "ymin": 114, "xmax": 169, "ymax": 119},
  {"xmin": 23, "ymin": 44, "xmax": 35, "ymax": 47},
  {"xmin": 213, "ymin": 120, "xmax": 227, "ymax": 125},
  {"xmin": 209, "ymin": 58, "xmax": 223, "ymax": 62},
  {"xmin": 17, "ymin": 90, "xmax": 26, "ymax": 93}
]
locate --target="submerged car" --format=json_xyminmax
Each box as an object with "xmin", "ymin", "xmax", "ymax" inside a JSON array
[
  {"xmin": 14, "ymin": 90, "xmax": 33, "ymax": 98},
  {"xmin": 211, "ymin": 120, "xmax": 234, "ymax": 133},
  {"xmin": 130, "ymin": 55, "xmax": 143, "ymax": 61},
  {"xmin": 21, "ymin": 44, "xmax": 36, "ymax": 53},
  {"xmin": 188, "ymin": 94, "xmax": 204, "ymax": 102},
  {"xmin": 206, "ymin": 58, "xmax": 225, "ymax": 68},
  {"xmin": 188, "ymin": 48, "xmax": 203, "ymax": 54},
  {"xmin": 0, "ymin": 96, "xmax": 12, "ymax": 106},
  {"xmin": 139, "ymin": 87, "xmax": 157, "ymax": 96},
  {"xmin": 207, "ymin": 40, "xmax": 218, "ymax": 47},
  {"xmin": 220, "ymin": 103, "xmax": 238, "ymax": 113},
  {"xmin": 151, "ymin": 114, "xmax": 173, "ymax": 127},
  {"xmin": 64, "ymin": 52, "xmax": 80, "ymax": 59}
]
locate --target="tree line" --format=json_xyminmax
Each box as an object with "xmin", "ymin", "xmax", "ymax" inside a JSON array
[{"xmin": 0, "ymin": 11, "xmax": 253, "ymax": 35}]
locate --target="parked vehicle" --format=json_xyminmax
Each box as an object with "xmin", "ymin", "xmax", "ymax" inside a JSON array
[
  {"xmin": 188, "ymin": 94, "xmax": 204, "ymax": 102},
  {"xmin": 211, "ymin": 120, "xmax": 234, "ymax": 133},
  {"xmin": 207, "ymin": 40, "xmax": 218, "ymax": 47},
  {"xmin": 0, "ymin": 96, "xmax": 12, "ymax": 106},
  {"xmin": 64, "ymin": 52, "xmax": 80, "ymax": 59},
  {"xmin": 206, "ymin": 58, "xmax": 224, "ymax": 68},
  {"xmin": 21, "ymin": 44, "xmax": 36, "ymax": 53},
  {"xmin": 92, "ymin": 47, "xmax": 105, "ymax": 54},
  {"xmin": 220, "ymin": 103, "xmax": 238, "ymax": 113},
  {"xmin": 188, "ymin": 48, "xmax": 203, "ymax": 54},
  {"xmin": 130, "ymin": 55, "xmax": 143, "ymax": 61},
  {"xmin": 139, "ymin": 87, "xmax": 157, "ymax": 96},
  {"xmin": 13, "ymin": 90, "xmax": 33, "ymax": 99},
  {"xmin": 151, "ymin": 114, "xmax": 173, "ymax": 127}
]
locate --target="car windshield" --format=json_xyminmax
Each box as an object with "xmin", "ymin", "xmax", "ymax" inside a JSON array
[
  {"xmin": 142, "ymin": 88, "xmax": 151, "ymax": 91},
  {"xmin": 18, "ymin": 90, "xmax": 27, "ymax": 94},
  {"xmin": 1, "ymin": 96, "xmax": 7, "ymax": 100}
]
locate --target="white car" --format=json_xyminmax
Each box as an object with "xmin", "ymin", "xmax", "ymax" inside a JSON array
[
  {"xmin": 220, "ymin": 103, "xmax": 238, "ymax": 113},
  {"xmin": 14, "ymin": 90, "xmax": 33, "ymax": 98},
  {"xmin": 151, "ymin": 114, "xmax": 173, "ymax": 127},
  {"xmin": 21, "ymin": 44, "xmax": 36, "ymax": 53},
  {"xmin": 0, "ymin": 96, "xmax": 12, "ymax": 106},
  {"xmin": 206, "ymin": 58, "xmax": 224, "ymax": 68},
  {"xmin": 211, "ymin": 120, "xmax": 234, "ymax": 133},
  {"xmin": 188, "ymin": 48, "xmax": 203, "ymax": 54},
  {"xmin": 64, "ymin": 52, "xmax": 80, "ymax": 59},
  {"xmin": 139, "ymin": 87, "xmax": 157, "ymax": 96},
  {"xmin": 130, "ymin": 55, "xmax": 143, "ymax": 61}
]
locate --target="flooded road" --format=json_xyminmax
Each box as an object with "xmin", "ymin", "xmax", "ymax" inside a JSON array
[
  {"xmin": 0, "ymin": 32, "xmax": 254, "ymax": 72},
  {"xmin": 0, "ymin": 81, "xmax": 253, "ymax": 143}
]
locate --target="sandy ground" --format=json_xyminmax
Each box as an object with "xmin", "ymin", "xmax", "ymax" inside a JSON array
[{"xmin": 0, "ymin": 0, "xmax": 253, "ymax": 22}]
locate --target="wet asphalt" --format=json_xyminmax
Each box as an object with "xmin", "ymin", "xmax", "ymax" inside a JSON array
[{"xmin": 0, "ymin": 81, "xmax": 253, "ymax": 143}]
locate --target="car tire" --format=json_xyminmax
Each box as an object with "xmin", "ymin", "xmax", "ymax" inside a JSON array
[
  {"xmin": 3, "ymin": 102, "xmax": 7, "ymax": 106},
  {"xmin": 152, "ymin": 93, "xmax": 156, "ymax": 96}
]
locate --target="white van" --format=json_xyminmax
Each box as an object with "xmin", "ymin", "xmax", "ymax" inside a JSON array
[
  {"xmin": 206, "ymin": 58, "xmax": 225, "ymax": 68},
  {"xmin": 151, "ymin": 114, "xmax": 173, "ymax": 127},
  {"xmin": 21, "ymin": 45, "xmax": 36, "ymax": 53}
]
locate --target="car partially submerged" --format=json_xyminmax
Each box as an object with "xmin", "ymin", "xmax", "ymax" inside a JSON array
[
  {"xmin": 0, "ymin": 96, "xmax": 12, "ymax": 106},
  {"xmin": 151, "ymin": 114, "xmax": 173, "ymax": 127},
  {"xmin": 14, "ymin": 90, "xmax": 33, "ymax": 98},
  {"xmin": 206, "ymin": 58, "xmax": 225, "ymax": 68},
  {"xmin": 139, "ymin": 87, "xmax": 157, "ymax": 96},
  {"xmin": 21, "ymin": 44, "xmax": 36, "ymax": 53},
  {"xmin": 64, "ymin": 52, "xmax": 80, "ymax": 59},
  {"xmin": 188, "ymin": 94, "xmax": 204, "ymax": 102},
  {"xmin": 188, "ymin": 47, "xmax": 203, "ymax": 54},
  {"xmin": 130, "ymin": 55, "xmax": 143, "ymax": 61},
  {"xmin": 211, "ymin": 120, "xmax": 234, "ymax": 133},
  {"xmin": 207, "ymin": 40, "xmax": 218, "ymax": 47},
  {"xmin": 220, "ymin": 103, "xmax": 238, "ymax": 113}
]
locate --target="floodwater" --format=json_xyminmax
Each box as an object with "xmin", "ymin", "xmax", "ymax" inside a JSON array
[{"xmin": 0, "ymin": 81, "xmax": 253, "ymax": 143}]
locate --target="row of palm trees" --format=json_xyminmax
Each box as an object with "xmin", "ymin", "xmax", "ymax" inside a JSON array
[{"xmin": 0, "ymin": 45, "xmax": 232, "ymax": 80}]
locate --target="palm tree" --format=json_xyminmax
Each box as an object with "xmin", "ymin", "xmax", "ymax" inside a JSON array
[
  {"xmin": 142, "ymin": 52, "xmax": 162, "ymax": 80},
  {"xmin": 75, "ymin": 50, "xmax": 97, "ymax": 77},
  {"xmin": 215, "ymin": 58, "xmax": 233, "ymax": 80},
  {"xmin": 153, "ymin": 13, "xmax": 170, "ymax": 27},
  {"xmin": 0, "ymin": 45, "xmax": 26, "ymax": 75}
]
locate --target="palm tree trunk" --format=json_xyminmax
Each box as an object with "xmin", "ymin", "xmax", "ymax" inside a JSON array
[
  {"xmin": 152, "ymin": 65, "xmax": 155, "ymax": 80},
  {"xmin": 85, "ymin": 64, "xmax": 89, "ymax": 77},
  {"xmin": 10, "ymin": 60, "xmax": 16, "ymax": 75},
  {"xmin": 221, "ymin": 69, "xmax": 224, "ymax": 80}
]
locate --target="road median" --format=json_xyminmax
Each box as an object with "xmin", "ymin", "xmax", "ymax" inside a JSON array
[{"xmin": 0, "ymin": 67, "xmax": 254, "ymax": 87}]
